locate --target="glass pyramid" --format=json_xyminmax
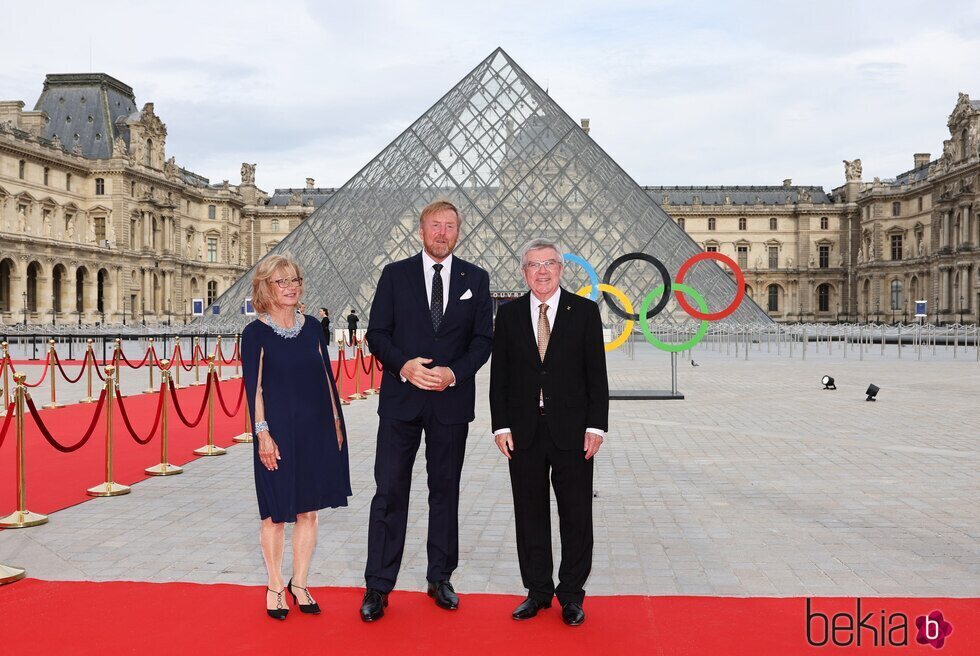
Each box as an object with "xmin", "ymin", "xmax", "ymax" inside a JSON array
[{"xmin": 199, "ymin": 48, "xmax": 770, "ymax": 330}]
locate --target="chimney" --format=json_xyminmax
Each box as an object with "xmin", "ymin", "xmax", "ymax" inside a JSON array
[
  {"xmin": 306, "ymin": 177, "xmax": 315, "ymax": 189},
  {"xmin": 914, "ymin": 153, "xmax": 930, "ymax": 169},
  {"xmin": 782, "ymin": 178, "xmax": 792, "ymax": 187},
  {"xmin": 580, "ymin": 118, "xmax": 590, "ymax": 135}
]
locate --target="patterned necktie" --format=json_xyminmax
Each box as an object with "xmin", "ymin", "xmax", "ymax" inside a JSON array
[
  {"xmin": 537, "ymin": 303, "xmax": 550, "ymax": 407},
  {"xmin": 537, "ymin": 303, "xmax": 550, "ymax": 362},
  {"xmin": 430, "ymin": 263, "xmax": 444, "ymax": 331}
]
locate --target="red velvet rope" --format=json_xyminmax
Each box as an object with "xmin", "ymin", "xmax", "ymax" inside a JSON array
[
  {"xmin": 339, "ymin": 350, "xmax": 356, "ymax": 379},
  {"xmin": 213, "ymin": 378, "xmax": 245, "ymax": 417},
  {"xmin": 114, "ymin": 385, "xmax": 164, "ymax": 445},
  {"xmin": 21, "ymin": 356, "xmax": 50, "ymax": 388},
  {"xmin": 53, "ymin": 350, "xmax": 88, "ymax": 384},
  {"xmin": 217, "ymin": 345, "xmax": 237, "ymax": 365},
  {"xmin": 26, "ymin": 388, "xmax": 106, "ymax": 453},
  {"xmin": 120, "ymin": 345, "xmax": 153, "ymax": 369},
  {"xmin": 359, "ymin": 350, "xmax": 373, "ymax": 375},
  {"xmin": 194, "ymin": 345, "xmax": 207, "ymax": 362},
  {"xmin": 0, "ymin": 402, "xmax": 15, "ymax": 451},
  {"xmin": 374, "ymin": 355, "xmax": 383, "ymax": 372},
  {"xmin": 168, "ymin": 374, "xmax": 212, "ymax": 428}
]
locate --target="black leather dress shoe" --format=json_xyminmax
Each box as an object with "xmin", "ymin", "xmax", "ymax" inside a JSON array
[
  {"xmin": 512, "ymin": 596, "xmax": 552, "ymax": 620},
  {"xmin": 561, "ymin": 602, "xmax": 585, "ymax": 626},
  {"xmin": 426, "ymin": 580, "xmax": 459, "ymax": 610},
  {"xmin": 360, "ymin": 588, "xmax": 388, "ymax": 622}
]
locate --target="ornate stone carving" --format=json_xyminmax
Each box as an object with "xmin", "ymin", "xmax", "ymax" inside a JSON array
[
  {"xmin": 164, "ymin": 156, "xmax": 177, "ymax": 179},
  {"xmin": 844, "ymin": 159, "xmax": 862, "ymax": 181},
  {"xmin": 50, "ymin": 135, "xmax": 62, "ymax": 150},
  {"xmin": 241, "ymin": 163, "xmax": 256, "ymax": 185},
  {"xmin": 798, "ymin": 188, "xmax": 811, "ymax": 203}
]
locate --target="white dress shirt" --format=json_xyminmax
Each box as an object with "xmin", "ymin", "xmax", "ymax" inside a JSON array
[
  {"xmin": 494, "ymin": 288, "xmax": 605, "ymax": 438},
  {"xmin": 422, "ymin": 249, "xmax": 452, "ymax": 314}
]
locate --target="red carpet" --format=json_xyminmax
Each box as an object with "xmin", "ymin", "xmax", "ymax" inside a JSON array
[
  {"xmin": 0, "ymin": 580, "xmax": 976, "ymax": 654},
  {"xmin": 0, "ymin": 355, "xmax": 375, "ymax": 517}
]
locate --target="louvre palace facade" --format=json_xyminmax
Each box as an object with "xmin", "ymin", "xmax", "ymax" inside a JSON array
[{"xmin": 1, "ymin": 71, "xmax": 978, "ymax": 326}]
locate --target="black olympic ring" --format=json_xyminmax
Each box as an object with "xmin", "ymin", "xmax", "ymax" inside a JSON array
[{"xmin": 601, "ymin": 253, "xmax": 672, "ymax": 322}]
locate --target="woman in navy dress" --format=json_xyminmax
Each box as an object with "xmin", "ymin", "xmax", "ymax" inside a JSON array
[{"xmin": 242, "ymin": 254, "xmax": 352, "ymax": 620}]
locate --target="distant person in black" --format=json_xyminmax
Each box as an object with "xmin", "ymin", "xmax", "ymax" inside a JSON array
[
  {"xmin": 319, "ymin": 308, "xmax": 331, "ymax": 344},
  {"xmin": 347, "ymin": 310, "xmax": 359, "ymax": 345}
]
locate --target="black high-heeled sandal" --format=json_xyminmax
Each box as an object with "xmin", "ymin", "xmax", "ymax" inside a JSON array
[
  {"xmin": 287, "ymin": 577, "xmax": 322, "ymax": 615},
  {"xmin": 267, "ymin": 587, "xmax": 289, "ymax": 620}
]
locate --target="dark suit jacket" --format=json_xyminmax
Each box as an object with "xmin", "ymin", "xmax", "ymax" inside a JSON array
[
  {"xmin": 367, "ymin": 253, "xmax": 493, "ymax": 424},
  {"xmin": 489, "ymin": 288, "xmax": 609, "ymax": 451}
]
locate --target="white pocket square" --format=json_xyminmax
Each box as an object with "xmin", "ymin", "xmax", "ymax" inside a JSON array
[{"xmin": 459, "ymin": 289, "xmax": 473, "ymax": 300}]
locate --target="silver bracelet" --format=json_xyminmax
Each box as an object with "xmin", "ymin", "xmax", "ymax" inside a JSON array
[{"xmin": 254, "ymin": 420, "xmax": 270, "ymax": 433}]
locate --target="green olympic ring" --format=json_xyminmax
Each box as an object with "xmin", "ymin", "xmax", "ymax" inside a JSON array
[{"xmin": 639, "ymin": 282, "xmax": 710, "ymax": 352}]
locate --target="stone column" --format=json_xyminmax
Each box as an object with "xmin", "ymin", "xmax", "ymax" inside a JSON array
[{"xmin": 142, "ymin": 268, "xmax": 151, "ymax": 316}]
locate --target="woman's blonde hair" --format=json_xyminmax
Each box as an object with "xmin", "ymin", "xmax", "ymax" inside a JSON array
[{"xmin": 251, "ymin": 254, "xmax": 303, "ymax": 314}]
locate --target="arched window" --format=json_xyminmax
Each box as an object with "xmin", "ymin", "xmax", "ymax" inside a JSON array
[
  {"xmin": 208, "ymin": 205, "xmax": 216, "ymax": 220},
  {"xmin": 817, "ymin": 283, "xmax": 831, "ymax": 312},
  {"xmin": 66, "ymin": 173, "xmax": 72, "ymax": 191},
  {"xmin": 890, "ymin": 279, "xmax": 903, "ymax": 311},
  {"xmin": 820, "ymin": 216, "xmax": 828, "ymax": 230},
  {"xmin": 891, "ymin": 201, "xmax": 901, "ymax": 217},
  {"xmin": 207, "ymin": 280, "xmax": 218, "ymax": 306},
  {"xmin": 97, "ymin": 269, "xmax": 108, "ymax": 314},
  {"xmin": 767, "ymin": 284, "xmax": 780, "ymax": 312},
  {"xmin": 145, "ymin": 139, "xmax": 153, "ymax": 167},
  {"xmin": 769, "ymin": 217, "xmax": 778, "ymax": 231},
  {"xmin": 18, "ymin": 160, "xmax": 25, "ymax": 179},
  {"xmin": 738, "ymin": 217, "xmax": 746, "ymax": 231},
  {"xmin": 271, "ymin": 218, "xmax": 279, "ymax": 232},
  {"xmin": 26, "ymin": 262, "xmax": 39, "ymax": 312},
  {"xmin": 677, "ymin": 217, "xmax": 685, "ymax": 231},
  {"xmin": 43, "ymin": 167, "xmax": 50, "ymax": 186},
  {"xmin": 708, "ymin": 217, "xmax": 716, "ymax": 231},
  {"xmin": 0, "ymin": 259, "xmax": 12, "ymax": 312}
]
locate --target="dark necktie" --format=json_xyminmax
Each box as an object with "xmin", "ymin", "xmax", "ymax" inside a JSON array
[{"xmin": 430, "ymin": 263, "xmax": 444, "ymax": 331}]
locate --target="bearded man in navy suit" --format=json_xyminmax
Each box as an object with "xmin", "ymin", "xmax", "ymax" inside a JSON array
[{"xmin": 359, "ymin": 200, "xmax": 493, "ymax": 621}]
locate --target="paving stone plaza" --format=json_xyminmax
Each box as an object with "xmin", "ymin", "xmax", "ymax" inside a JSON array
[{"xmin": 2, "ymin": 342, "xmax": 977, "ymax": 598}]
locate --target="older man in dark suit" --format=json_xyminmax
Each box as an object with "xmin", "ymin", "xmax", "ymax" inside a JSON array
[
  {"xmin": 360, "ymin": 200, "xmax": 493, "ymax": 621},
  {"xmin": 490, "ymin": 237, "xmax": 609, "ymax": 626}
]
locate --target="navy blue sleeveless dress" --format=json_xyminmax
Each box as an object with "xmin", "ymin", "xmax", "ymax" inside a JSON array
[{"xmin": 242, "ymin": 314, "xmax": 352, "ymax": 523}]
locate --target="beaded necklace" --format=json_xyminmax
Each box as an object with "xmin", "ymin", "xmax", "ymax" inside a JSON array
[{"xmin": 261, "ymin": 310, "xmax": 304, "ymax": 339}]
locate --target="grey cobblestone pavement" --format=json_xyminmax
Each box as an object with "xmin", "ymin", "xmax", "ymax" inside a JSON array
[{"xmin": 1, "ymin": 343, "xmax": 978, "ymax": 597}]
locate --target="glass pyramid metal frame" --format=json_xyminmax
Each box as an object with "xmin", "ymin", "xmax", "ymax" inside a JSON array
[{"xmin": 199, "ymin": 48, "xmax": 771, "ymax": 330}]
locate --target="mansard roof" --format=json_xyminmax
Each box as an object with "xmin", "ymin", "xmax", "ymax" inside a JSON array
[
  {"xmin": 33, "ymin": 73, "xmax": 138, "ymax": 160},
  {"xmin": 642, "ymin": 185, "xmax": 834, "ymax": 206}
]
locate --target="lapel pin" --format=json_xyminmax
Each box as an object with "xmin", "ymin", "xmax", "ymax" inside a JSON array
[
  {"xmin": 460, "ymin": 271, "xmax": 466, "ymax": 276},
  {"xmin": 565, "ymin": 306, "xmax": 571, "ymax": 310}
]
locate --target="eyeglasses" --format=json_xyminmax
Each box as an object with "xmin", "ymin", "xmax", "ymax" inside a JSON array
[
  {"xmin": 523, "ymin": 259, "xmax": 561, "ymax": 271},
  {"xmin": 272, "ymin": 277, "xmax": 304, "ymax": 289}
]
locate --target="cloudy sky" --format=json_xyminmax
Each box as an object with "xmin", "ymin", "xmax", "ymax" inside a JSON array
[{"xmin": 2, "ymin": 0, "xmax": 979, "ymax": 193}]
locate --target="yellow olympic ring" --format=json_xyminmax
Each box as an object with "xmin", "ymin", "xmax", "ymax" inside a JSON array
[{"xmin": 575, "ymin": 283, "xmax": 634, "ymax": 352}]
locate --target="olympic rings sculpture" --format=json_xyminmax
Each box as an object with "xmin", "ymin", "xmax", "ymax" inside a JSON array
[{"xmin": 563, "ymin": 251, "xmax": 746, "ymax": 352}]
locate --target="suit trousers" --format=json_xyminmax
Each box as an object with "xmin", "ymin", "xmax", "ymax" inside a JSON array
[
  {"xmin": 364, "ymin": 399, "xmax": 468, "ymax": 592},
  {"xmin": 508, "ymin": 416, "xmax": 594, "ymax": 606}
]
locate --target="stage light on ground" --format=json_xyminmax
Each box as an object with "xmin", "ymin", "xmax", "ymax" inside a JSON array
[
  {"xmin": 866, "ymin": 384, "xmax": 880, "ymax": 402},
  {"xmin": 822, "ymin": 375, "xmax": 836, "ymax": 390}
]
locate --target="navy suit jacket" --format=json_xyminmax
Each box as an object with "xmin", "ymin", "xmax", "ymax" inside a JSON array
[{"xmin": 366, "ymin": 253, "xmax": 493, "ymax": 424}]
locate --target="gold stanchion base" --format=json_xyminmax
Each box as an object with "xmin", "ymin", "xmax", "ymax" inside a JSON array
[
  {"xmin": 79, "ymin": 396, "xmax": 95, "ymax": 404},
  {"xmin": 364, "ymin": 388, "xmax": 379, "ymax": 395},
  {"xmin": 42, "ymin": 402, "xmax": 62, "ymax": 409},
  {"xmin": 340, "ymin": 398, "xmax": 350, "ymax": 406},
  {"xmin": 145, "ymin": 462, "xmax": 183, "ymax": 476},
  {"xmin": 142, "ymin": 388, "xmax": 156, "ymax": 394},
  {"xmin": 189, "ymin": 381, "xmax": 204, "ymax": 387},
  {"xmin": 233, "ymin": 432, "xmax": 253, "ymax": 443},
  {"xmin": 0, "ymin": 509, "xmax": 49, "ymax": 528},
  {"xmin": 85, "ymin": 481, "xmax": 131, "ymax": 497},
  {"xmin": 0, "ymin": 563, "xmax": 26, "ymax": 585},
  {"xmin": 193, "ymin": 444, "xmax": 227, "ymax": 456},
  {"xmin": 348, "ymin": 393, "xmax": 367, "ymax": 401}
]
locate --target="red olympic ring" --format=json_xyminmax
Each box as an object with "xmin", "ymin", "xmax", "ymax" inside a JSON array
[{"xmin": 674, "ymin": 252, "xmax": 745, "ymax": 321}]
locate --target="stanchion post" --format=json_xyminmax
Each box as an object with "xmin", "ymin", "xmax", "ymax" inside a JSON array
[
  {"xmin": 364, "ymin": 352, "xmax": 379, "ymax": 395},
  {"xmin": 336, "ymin": 337, "xmax": 350, "ymax": 406},
  {"xmin": 216, "ymin": 335, "xmax": 224, "ymax": 381},
  {"xmin": 143, "ymin": 337, "xmax": 156, "ymax": 394},
  {"xmin": 233, "ymin": 383, "xmax": 253, "ymax": 443},
  {"xmin": 191, "ymin": 337, "xmax": 202, "ymax": 386},
  {"xmin": 146, "ymin": 360, "xmax": 182, "ymax": 476},
  {"xmin": 1, "ymin": 342, "xmax": 10, "ymax": 417},
  {"xmin": 0, "ymin": 563, "xmax": 26, "ymax": 586},
  {"xmin": 114, "ymin": 338, "xmax": 122, "ymax": 390},
  {"xmin": 234, "ymin": 334, "xmax": 241, "ymax": 378},
  {"xmin": 80, "ymin": 339, "xmax": 95, "ymax": 403},
  {"xmin": 193, "ymin": 356, "xmax": 226, "ymax": 456},
  {"xmin": 349, "ymin": 344, "xmax": 367, "ymax": 401},
  {"xmin": 173, "ymin": 342, "xmax": 182, "ymax": 389},
  {"xmin": 43, "ymin": 339, "xmax": 61, "ymax": 409},
  {"xmin": 0, "ymin": 373, "xmax": 50, "ymax": 527},
  {"xmin": 86, "ymin": 365, "xmax": 131, "ymax": 497}
]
